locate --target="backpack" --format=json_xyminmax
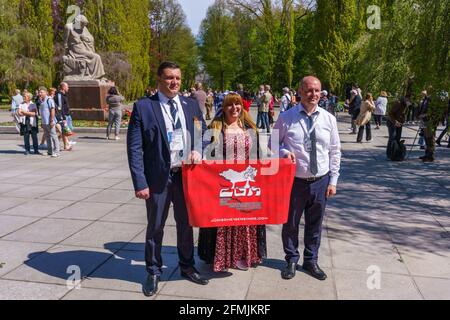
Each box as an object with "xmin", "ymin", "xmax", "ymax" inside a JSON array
[
  {"xmin": 387, "ymin": 139, "xmax": 406, "ymax": 161},
  {"xmin": 284, "ymin": 94, "xmax": 294, "ymax": 111}
]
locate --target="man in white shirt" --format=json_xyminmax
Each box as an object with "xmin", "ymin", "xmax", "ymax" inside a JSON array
[
  {"xmin": 271, "ymin": 76, "xmax": 341, "ymax": 281},
  {"xmin": 280, "ymin": 87, "xmax": 291, "ymax": 113}
]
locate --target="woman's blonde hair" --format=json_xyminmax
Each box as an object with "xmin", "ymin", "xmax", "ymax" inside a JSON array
[
  {"xmin": 209, "ymin": 93, "xmax": 257, "ymax": 144},
  {"xmin": 365, "ymin": 93, "xmax": 373, "ymax": 100},
  {"xmin": 380, "ymin": 91, "xmax": 388, "ymax": 97}
]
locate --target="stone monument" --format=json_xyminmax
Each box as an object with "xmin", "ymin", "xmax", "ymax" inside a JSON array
[{"xmin": 63, "ymin": 14, "xmax": 114, "ymax": 120}]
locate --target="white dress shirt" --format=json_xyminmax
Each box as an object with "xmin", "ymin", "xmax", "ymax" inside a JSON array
[
  {"xmin": 271, "ymin": 103, "xmax": 341, "ymax": 186},
  {"xmin": 158, "ymin": 92, "xmax": 188, "ymax": 168}
]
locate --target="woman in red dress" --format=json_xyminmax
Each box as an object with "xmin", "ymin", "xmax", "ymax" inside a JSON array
[{"xmin": 198, "ymin": 93, "xmax": 267, "ymax": 272}]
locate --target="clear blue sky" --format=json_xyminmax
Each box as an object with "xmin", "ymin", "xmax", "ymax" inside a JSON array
[{"xmin": 178, "ymin": 0, "xmax": 215, "ymax": 36}]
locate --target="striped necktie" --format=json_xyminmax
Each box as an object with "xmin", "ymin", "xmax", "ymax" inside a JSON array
[{"xmin": 168, "ymin": 99, "xmax": 181, "ymax": 130}]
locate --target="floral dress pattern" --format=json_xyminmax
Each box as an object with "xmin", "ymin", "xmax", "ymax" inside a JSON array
[{"xmin": 198, "ymin": 130, "xmax": 266, "ymax": 272}]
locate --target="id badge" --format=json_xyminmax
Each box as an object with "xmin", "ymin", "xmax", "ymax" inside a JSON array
[
  {"xmin": 170, "ymin": 129, "xmax": 184, "ymax": 151},
  {"xmin": 304, "ymin": 138, "xmax": 312, "ymax": 152}
]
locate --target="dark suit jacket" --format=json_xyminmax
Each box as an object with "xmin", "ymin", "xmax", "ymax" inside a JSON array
[{"xmin": 127, "ymin": 93, "xmax": 206, "ymax": 193}]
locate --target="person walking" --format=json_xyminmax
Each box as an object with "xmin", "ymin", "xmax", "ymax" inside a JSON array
[
  {"xmin": 356, "ymin": 93, "xmax": 376, "ymax": 143},
  {"xmin": 38, "ymin": 87, "xmax": 60, "ymax": 158},
  {"xmin": 374, "ymin": 91, "xmax": 388, "ymax": 129}
]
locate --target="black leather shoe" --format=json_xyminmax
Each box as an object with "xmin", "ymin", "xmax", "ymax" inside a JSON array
[
  {"xmin": 181, "ymin": 270, "xmax": 209, "ymax": 285},
  {"xmin": 302, "ymin": 263, "xmax": 327, "ymax": 280},
  {"xmin": 143, "ymin": 274, "xmax": 160, "ymax": 297},
  {"xmin": 281, "ymin": 262, "xmax": 297, "ymax": 280}
]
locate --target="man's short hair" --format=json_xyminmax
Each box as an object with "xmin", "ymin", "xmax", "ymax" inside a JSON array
[
  {"xmin": 59, "ymin": 82, "xmax": 68, "ymax": 89},
  {"xmin": 157, "ymin": 61, "xmax": 181, "ymax": 77},
  {"xmin": 38, "ymin": 86, "xmax": 48, "ymax": 92},
  {"xmin": 299, "ymin": 76, "xmax": 322, "ymax": 89}
]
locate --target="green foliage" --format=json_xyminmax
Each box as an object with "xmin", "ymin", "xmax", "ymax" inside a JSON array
[
  {"xmin": 148, "ymin": 0, "xmax": 199, "ymax": 89},
  {"xmin": 0, "ymin": 0, "xmax": 53, "ymax": 94},
  {"xmin": 82, "ymin": 0, "xmax": 151, "ymax": 99},
  {"xmin": 199, "ymin": 0, "xmax": 240, "ymax": 91}
]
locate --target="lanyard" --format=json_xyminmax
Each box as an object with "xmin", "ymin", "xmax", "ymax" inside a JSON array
[
  {"xmin": 299, "ymin": 111, "xmax": 319, "ymax": 140},
  {"xmin": 161, "ymin": 101, "xmax": 180, "ymax": 130}
]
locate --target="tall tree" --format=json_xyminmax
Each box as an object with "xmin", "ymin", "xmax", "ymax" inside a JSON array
[
  {"xmin": 148, "ymin": 0, "xmax": 199, "ymax": 88},
  {"xmin": 199, "ymin": 0, "xmax": 240, "ymax": 90},
  {"xmin": 0, "ymin": 0, "xmax": 54, "ymax": 93},
  {"xmin": 311, "ymin": 0, "xmax": 359, "ymax": 92}
]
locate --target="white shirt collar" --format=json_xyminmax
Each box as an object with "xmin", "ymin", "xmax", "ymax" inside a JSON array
[
  {"xmin": 298, "ymin": 103, "xmax": 320, "ymax": 116},
  {"xmin": 158, "ymin": 91, "xmax": 181, "ymax": 107}
]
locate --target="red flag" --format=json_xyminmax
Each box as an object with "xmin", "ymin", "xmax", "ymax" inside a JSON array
[{"xmin": 182, "ymin": 159, "xmax": 295, "ymax": 227}]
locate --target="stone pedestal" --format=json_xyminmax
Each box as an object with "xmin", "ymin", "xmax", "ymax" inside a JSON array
[{"xmin": 66, "ymin": 80, "xmax": 115, "ymax": 121}]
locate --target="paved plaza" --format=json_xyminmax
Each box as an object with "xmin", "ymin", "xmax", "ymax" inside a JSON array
[{"xmin": 0, "ymin": 109, "xmax": 449, "ymax": 300}]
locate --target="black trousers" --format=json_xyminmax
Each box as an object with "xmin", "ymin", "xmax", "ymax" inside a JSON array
[
  {"xmin": 145, "ymin": 171, "xmax": 195, "ymax": 276},
  {"xmin": 23, "ymin": 127, "xmax": 39, "ymax": 153},
  {"xmin": 282, "ymin": 175, "xmax": 330, "ymax": 265},
  {"xmin": 357, "ymin": 123, "xmax": 372, "ymax": 142},
  {"xmin": 374, "ymin": 115, "xmax": 383, "ymax": 127},
  {"xmin": 437, "ymin": 125, "xmax": 449, "ymax": 147}
]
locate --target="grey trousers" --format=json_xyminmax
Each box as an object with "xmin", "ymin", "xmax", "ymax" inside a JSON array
[
  {"xmin": 107, "ymin": 108, "xmax": 122, "ymax": 137},
  {"xmin": 42, "ymin": 124, "xmax": 60, "ymax": 155}
]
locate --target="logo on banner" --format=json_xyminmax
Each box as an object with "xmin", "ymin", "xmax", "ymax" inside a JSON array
[{"xmin": 219, "ymin": 166, "xmax": 262, "ymax": 211}]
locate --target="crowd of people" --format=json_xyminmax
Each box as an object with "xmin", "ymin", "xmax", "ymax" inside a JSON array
[
  {"xmin": 9, "ymin": 82, "xmax": 129, "ymax": 157},
  {"xmin": 9, "ymin": 77, "xmax": 449, "ymax": 164},
  {"xmin": 344, "ymin": 83, "xmax": 450, "ymax": 162},
  {"xmin": 10, "ymin": 83, "xmax": 76, "ymax": 157}
]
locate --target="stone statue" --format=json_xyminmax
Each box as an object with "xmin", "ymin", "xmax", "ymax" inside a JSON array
[{"xmin": 63, "ymin": 15, "xmax": 106, "ymax": 81}]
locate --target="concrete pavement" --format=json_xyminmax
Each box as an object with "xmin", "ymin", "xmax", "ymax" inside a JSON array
[{"xmin": 0, "ymin": 108, "xmax": 449, "ymax": 300}]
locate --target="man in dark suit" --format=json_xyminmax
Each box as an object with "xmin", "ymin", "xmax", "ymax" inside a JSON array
[{"xmin": 127, "ymin": 61, "xmax": 208, "ymax": 297}]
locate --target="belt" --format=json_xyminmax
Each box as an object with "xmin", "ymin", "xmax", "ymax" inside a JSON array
[{"xmin": 297, "ymin": 173, "xmax": 328, "ymax": 183}]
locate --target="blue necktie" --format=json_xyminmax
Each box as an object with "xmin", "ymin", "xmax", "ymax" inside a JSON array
[
  {"xmin": 168, "ymin": 99, "xmax": 181, "ymax": 130},
  {"xmin": 168, "ymin": 99, "xmax": 183, "ymax": 158}
]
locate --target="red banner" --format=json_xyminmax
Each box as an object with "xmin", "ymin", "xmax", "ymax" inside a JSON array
[{"xmin": 182, "ymin": 159, "xmax": 296, "ymax": 227}]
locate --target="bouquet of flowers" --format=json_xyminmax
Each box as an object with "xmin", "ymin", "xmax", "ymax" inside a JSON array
[
  {"xmin": 64, "ymin": 125, "xmax": 74, "ymax": 136},
  {"xmin": 122, "ymin": 109, "xmax": 132, "ymax": 125}
]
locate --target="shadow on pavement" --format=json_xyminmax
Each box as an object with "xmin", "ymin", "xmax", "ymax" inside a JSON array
[{"xmin": 23, "ymin": 242, "xmax": 239, "ymax": 287}]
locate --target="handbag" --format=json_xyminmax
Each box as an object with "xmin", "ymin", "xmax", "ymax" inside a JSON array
[
  {"xmin": 19, "ymin": 117, "xmax": 31, "ymax": 136},
  {"xmin": 19, "ymin": 124, "xmax": 26, "ymax": 136}
]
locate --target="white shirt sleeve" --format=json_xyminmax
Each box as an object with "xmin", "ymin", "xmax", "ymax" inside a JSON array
[
  {"xmin": 270, "ymin": 114, "xmax": 291, "ymax": 158},
  {"xmin": 328, "ymin": 116, "xmax": 341, "ymax": 186}
]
